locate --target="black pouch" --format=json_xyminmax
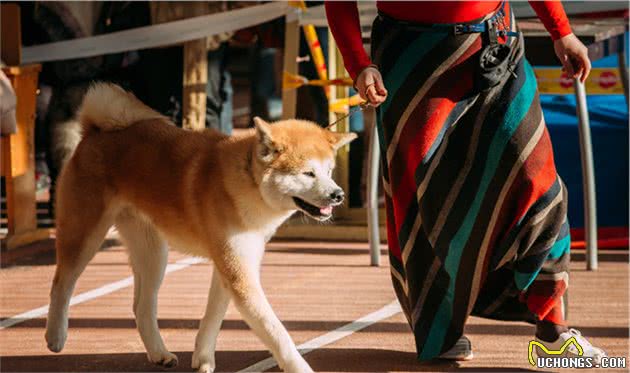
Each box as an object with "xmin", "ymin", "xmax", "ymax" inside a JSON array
[
  {"xmin": 477, "ymin": 43, "xmax": 513, "ymax": 90},
  {"xmin": 475, "ymin": 19, "xmax": 516, "ymax": 91}
]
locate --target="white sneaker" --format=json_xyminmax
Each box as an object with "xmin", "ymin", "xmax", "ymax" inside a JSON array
[
  {"xmin": 439, "ymin": 335, "xmax": 474, "ymax": 361},
  {"xmin": 534, "ymin": 328, "xmax": 607, "ymax": 365}
]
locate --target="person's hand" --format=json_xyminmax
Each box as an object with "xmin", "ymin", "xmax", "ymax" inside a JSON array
[
  {"xmin": 355, "ymin": 66, "xmax": 388, "ymax": 107},
  {"xmin": 553, "ymin": 33, "xmax": 591, "ymax": 83}
]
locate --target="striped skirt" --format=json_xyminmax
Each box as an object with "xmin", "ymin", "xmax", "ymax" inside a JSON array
[{"xmin": 371, "ymin": 11, "xmax": 571, "ymax": 360}]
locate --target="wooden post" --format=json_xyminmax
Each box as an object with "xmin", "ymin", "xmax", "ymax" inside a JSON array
[
  {"xmin": 281, "ymin": 9, "xmax": 300, "ymax": 120},
  {"xmin": 1, "ymin": 4, "xmax": 49, "ymax": 250},
  {"xmin": 328, "ymin": 31, "xmax": 351, "ymax": 217},
  {"xmin": 179, "ymin": 3, "xmax": 209, "ymax": 131},
  {"xmin": 182, "ymin": 39, "xmax": 208, "ymax": 131},
  {"xmin": 149, "ymin": 2, "xmax": 209, "ymax": 131},
  {"xmin": 1, "ymin": 65, "xmax": 43, "ymax": 247}
]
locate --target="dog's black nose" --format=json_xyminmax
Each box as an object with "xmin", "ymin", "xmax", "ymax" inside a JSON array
[{"xmin": 330, "ymin": 189, "xmax": 344, "ymax": 203}]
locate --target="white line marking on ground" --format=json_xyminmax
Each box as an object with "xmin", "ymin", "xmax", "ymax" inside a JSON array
[
  {"xmin": 237, "ymin": 300, "xmax": 402, "ymax": 372},
  {"xmin": 0, "ymin": 256, "xmax": 205, "ymax": 330}
]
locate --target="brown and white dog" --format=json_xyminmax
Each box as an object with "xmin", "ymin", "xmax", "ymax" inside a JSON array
[{"xmin": 45, "ymin": 83, "xmax": 356, "ymax": 373}]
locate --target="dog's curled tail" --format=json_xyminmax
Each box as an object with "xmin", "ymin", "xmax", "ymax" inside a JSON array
[{"xmin": 79, "ymin": 82, "xmax": 165, "ymax": 133}]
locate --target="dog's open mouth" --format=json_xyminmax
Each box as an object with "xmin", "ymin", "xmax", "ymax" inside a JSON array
[{"xmin": 292, "ymin": 197, "xmax": 333, "ymax": 220}]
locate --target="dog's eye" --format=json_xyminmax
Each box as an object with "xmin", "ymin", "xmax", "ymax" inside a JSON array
[{"xmin": 303, "ymin": 171, "xmax": 316, "ymax": 178}]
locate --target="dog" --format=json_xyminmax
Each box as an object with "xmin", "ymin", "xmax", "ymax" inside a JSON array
[{"xmin": 45, "ymin": 83, "xmax": 356, "ymax": 373}]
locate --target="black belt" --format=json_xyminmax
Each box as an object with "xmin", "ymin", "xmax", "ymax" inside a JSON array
[{"xmin": 377, "ymin": 1, "xmax": 519, "ymax": 38}]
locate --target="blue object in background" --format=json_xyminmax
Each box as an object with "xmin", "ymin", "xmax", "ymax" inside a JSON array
[
  {"xmin": 349, "ymin": 87, "xmax": 365, "ymax": 132},
  {"xmin": 538, "ymin": 31, "xmax": 628, "ymax": 229},
  {"xmin": 543, "ymin": 94, "xmax": 629, "ymax": 228}
]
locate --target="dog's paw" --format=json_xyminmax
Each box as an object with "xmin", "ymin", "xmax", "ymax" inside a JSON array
[
  {"xmin": 148, "ymin": 351, "xmax": 178, "ymax": 368},
  {"xmin": 196, "ymin": 362, "xmax": 216, "ymax": 373},
  {"xmin": 192, "ymin": 351, "xmax": 215, "ymax": 373},
  {"xmin": 45, "ymin": 330, "xmax": 67, "ymax": 353},
  {"xmin": 283, "ymin": 358, "xmax": 314, "ymax": 373}
]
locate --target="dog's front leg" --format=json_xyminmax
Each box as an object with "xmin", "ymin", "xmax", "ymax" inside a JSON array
[
  {"xmin": 192, "ymin": 269, "xmax": 230, "ymax": 373},
  {"xmin": 217, "ymin": 233, "xmax": 313, "ymax": 373}
]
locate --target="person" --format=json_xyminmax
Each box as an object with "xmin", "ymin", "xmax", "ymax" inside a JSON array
[{"xmin": 325, "ymin": 0, "xmax": 605, "ymax": 363}]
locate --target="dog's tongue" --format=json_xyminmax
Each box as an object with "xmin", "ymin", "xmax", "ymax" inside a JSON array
[{"xmin": 320, "ymin": 205, "xmax": 333, "ymax": 215}]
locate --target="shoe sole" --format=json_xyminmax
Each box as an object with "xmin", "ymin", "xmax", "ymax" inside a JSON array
[{"xmin": 438, "ymin": 351, "xmax": 474, "ymax": 361}]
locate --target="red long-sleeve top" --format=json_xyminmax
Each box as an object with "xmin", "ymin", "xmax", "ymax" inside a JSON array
[{"xmin": 325, "ymin": 1, "xmax": 573, "ymax": 79}]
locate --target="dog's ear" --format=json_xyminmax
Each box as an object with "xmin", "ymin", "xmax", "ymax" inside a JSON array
[
  {"xmin": 328, "ymin": 131, "xmax": 358, "ymax": 152},
  {"xmin": 254, "ymin": 117, "xmax": 280, "ymax": 162}
]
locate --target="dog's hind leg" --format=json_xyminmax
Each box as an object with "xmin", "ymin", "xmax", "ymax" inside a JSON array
[
  {"xmin": 192, "ymin": 269, "xmax": 230, "ymax": 373},
  {"xmin": 46, "ymin": 181, "xmax": 114, "ymax": 353},
  {"xmin": 115, "ymin": 211, "xmax": 178, "ymax": 368},
  {"xmin": 215, "ymin": 233, "xmax": 313, "ymax": 373}
]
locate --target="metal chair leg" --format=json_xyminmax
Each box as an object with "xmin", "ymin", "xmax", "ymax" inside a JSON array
[
  {"xmin": 367, "ymin": 111, "xmax": 381, "ymax": 267},
  {"xmin": 574, "ymin": 79, "xmax": 598, "ymax": 271}
]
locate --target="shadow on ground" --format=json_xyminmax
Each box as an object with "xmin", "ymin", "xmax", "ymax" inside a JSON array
[
  {"xmin": 298, "ymin": 348, "xmax": 540, "ymax": 372},
  {"xmin": 6, "ymin": 318, "xmax": 627, "ymax": 339},
  {"xmin": 0, "ymin": 239, "xmax": 120, "ymax": 268},
  {"xmin": 267, "ymin": 247, "xmax": 389, "ymax": 256},
  {"xmin": 2, "ymin": 318, "xmax": 411, "ymax": 333},
  {"xmin": 0, "ymin": 350, "xmax": 263, "ymax": 372},
  {"xmin": 0, "ymin": 349, "xmax": 539, "ymax": 372},
  {"xmin": 570, "ymin": 251, "xmax": 628, "ymax": 263}
]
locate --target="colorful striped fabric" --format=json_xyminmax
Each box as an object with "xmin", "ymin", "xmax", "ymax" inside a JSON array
[{"xmin": 371, "ymin": 12, "xmax": 571, "ymax": 361}]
